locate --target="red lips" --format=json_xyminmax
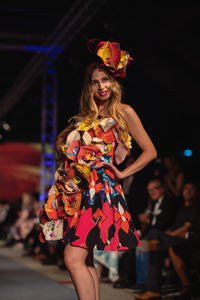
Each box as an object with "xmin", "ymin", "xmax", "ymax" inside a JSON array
[{"xmin": 98, "ymin": 90, "xmax": 108, "ymax": 97}]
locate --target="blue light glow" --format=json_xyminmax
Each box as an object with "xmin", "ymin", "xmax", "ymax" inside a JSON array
[
  {"xmin": 24, "ymin": 45, "xmax": 63, "ymax": 53},
  {"xmin": 45, "ymin": 154, "xmax": 53, "ymax": 158},
  {"xmin": 39, "ymin": 194, "xmax": 45, "ymax": 201},
  {"xmin": 45, "ymin": 161, "xmax": 54, "ymax": 166},
  {"xmin": 183, "ymin": 149, "xmax": 193, "ymax": 157}
]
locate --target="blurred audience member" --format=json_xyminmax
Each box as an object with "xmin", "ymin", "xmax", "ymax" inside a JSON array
[
  {"xmin": 133, "ymin": 177, "xmax": 177, "ymax": 291},
  {"xmin": 169, "ymin": 182, "xmax": 200, "ymax": 299},
  {"xmin": 138, "ymin": 177, "xmax": 177, "ymax": 237},
  {"xmin": 136, "ymin": 182, "xmax": 199, "ymax": 300},
  {"xmin": 0, "ymin": 200, "xmax": 18, "ymax": 240},
  {"xmin": 6, "ymin": 192, "xmax": 39, "ymax": 246}
]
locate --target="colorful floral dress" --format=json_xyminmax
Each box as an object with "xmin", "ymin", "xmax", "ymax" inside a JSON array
[{"xmin": 39, "ymin": 115, "xmax": 140, "ymax": 251}]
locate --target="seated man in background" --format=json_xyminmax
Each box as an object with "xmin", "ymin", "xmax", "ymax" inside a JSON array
[
  {"xmin": 136, "ymin": 182, "xmax": 199, "ymax": 300},
  {"xmin": 138, "ymin": 177, "xmax": 177, "ymax": 236},
  {"xmin": 134, "ymin": 177, "xmax": 177, "ymax": 291}
]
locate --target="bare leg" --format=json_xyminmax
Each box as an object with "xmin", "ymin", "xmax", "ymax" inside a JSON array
[
  {"xmin": 64, "ymin": 245, "xmax": 96, "ymax": 300},
  {"xmin": 169, "ymin": 247, "xmax": 190, "ymax": 290},
  {"xmin": 86, "ymin": 251, "xmax": 100, "ymax": 300},
  {"xmin": 95, "ymin": 263, "xmax": 103, "ymax": 280}
]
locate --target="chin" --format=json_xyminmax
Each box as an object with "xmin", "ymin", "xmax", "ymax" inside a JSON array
[{"xmin": 95, "ymin": 96, "xmax": 110, "ymax": 102}]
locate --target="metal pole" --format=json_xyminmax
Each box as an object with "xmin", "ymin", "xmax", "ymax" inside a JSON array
[{"xmin": 39, "ymin": 58, "xmax": 57, "ymax": 202}]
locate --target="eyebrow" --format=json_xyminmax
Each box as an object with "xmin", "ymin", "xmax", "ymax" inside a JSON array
[{"xmin": 92, "ymin": 76, "xmax": 108, "ymax": 81}]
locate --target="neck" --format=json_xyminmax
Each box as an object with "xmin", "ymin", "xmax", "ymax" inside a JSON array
[{"xmin": 95, "ymin": 99, "xmax": 110, "ymax": 116}]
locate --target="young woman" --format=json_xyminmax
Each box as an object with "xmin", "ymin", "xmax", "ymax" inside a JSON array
[{"xmin": 39, "ymin": 40, "xmax": 157, "ymax": 300}]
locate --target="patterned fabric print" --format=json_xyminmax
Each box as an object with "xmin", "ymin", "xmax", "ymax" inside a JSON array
[{"xmin": 61, "ymin": 116, "xmax": 141, "ymax": 251}]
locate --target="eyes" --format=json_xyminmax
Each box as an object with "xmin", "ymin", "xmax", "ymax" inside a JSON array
[{"xmin": 91, "ymin": 77, "xmax": 109, "ymax": 86}]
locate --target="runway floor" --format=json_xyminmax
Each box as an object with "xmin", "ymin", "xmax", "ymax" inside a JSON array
[
  {"xmin": 0, "ymin": 241, "xmax": 186, "ymax": 300},
  {"xmin": 0, "ymin": 242, "xmax": 138, "ymax": 300}
]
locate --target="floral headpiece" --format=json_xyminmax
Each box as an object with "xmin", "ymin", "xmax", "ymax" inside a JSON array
[{"xmin": 87, "ymin": 39, "xmax": 133, "ymax": 78}]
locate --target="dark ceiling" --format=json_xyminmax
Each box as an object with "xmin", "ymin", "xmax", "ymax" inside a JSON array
[{"xmin": 0, "ymin": 1, "xmax": 199, "ymax": 164}]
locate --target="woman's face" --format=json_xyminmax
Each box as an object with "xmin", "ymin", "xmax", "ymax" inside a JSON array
[{"xmin": 91, "ymin": 69, "xmax": 111, "ymax": 101}]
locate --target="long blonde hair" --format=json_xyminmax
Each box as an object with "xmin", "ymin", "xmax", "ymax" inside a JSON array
[{"xmin": 69, "ymin": 63, "xmax": 129, "ymax": 142}]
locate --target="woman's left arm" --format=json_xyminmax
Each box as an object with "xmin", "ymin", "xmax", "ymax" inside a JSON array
[
  {"xmin": 96, "ymin": 105, "xmax": 157, "ymax": 179},
  {"xmin": 120, "ymin": 104, "xmax": 157, "ymax": 178}
]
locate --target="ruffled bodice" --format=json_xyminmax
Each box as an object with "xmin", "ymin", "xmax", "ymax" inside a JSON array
[{"xmin": 62, "ymin": 115, "xmax": 132, "ymax": 168}]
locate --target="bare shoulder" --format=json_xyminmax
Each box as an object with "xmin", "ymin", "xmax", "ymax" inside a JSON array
[
  {"xmin": 120, "ymin": 103, "xmax": 145, "ymax": 136},
  {"xmin": 120, "ymin": 103, "xmax": 139, "ymax": 120},
  {"xmin": 120, "ymin": 104, "xmax": 157, "ymax": 156},
  {"xmin": 120, "ymin": 103, "xmax": 132, "ymax": 113}
]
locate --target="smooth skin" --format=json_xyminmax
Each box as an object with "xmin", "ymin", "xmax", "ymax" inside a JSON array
[
  {"xmin": 64, "ymin": 245, "xmax": 100, "ymax": 300},
  {"xmin": 64, "ymin": 69, "xmax": 157, "ymax": 300}
]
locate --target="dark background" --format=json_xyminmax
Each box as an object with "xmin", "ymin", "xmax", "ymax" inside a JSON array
[{"xmin": 0, "ymin": 1, "xmax": 199, "ymax": 182}]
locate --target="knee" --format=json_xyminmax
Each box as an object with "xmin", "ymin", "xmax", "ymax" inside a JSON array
[
  {"xmin": 169, "ymin": 246, "xmax": 184, "ymax": 268},
  {"xmin": 64, "ymin": 253, "xmax": 79, "ymax": 271},
  {"xmin": 64, "ymin": 248, "xmax": 87, "ymax": 272},
  {"xmin": 169, "ymin": 246, "xmax": 178, "ymax": 259}
]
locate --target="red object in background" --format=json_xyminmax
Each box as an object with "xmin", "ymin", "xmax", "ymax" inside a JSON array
[{"xmin": 0, "ymin": 142, "xmax": 41, "ymax": 202}]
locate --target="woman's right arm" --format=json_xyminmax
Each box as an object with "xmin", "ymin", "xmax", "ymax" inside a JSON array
[{"xmin": 55, "ymin": 123, "xmax": 74, "ymax": 159}]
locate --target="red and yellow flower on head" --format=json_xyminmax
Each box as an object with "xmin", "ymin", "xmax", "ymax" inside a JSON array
[{"xmin": 88, "ymin": 39, "xmax": 133, "ymax": 78}]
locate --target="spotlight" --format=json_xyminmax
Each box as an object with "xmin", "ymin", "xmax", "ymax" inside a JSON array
[
  {"xmin": 2, "ymin": 121, "xmax": 11, "ymax": 131},
  {"xmin": 183, "ymin": 149, "xmax": 193, "ymax": 157}
]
